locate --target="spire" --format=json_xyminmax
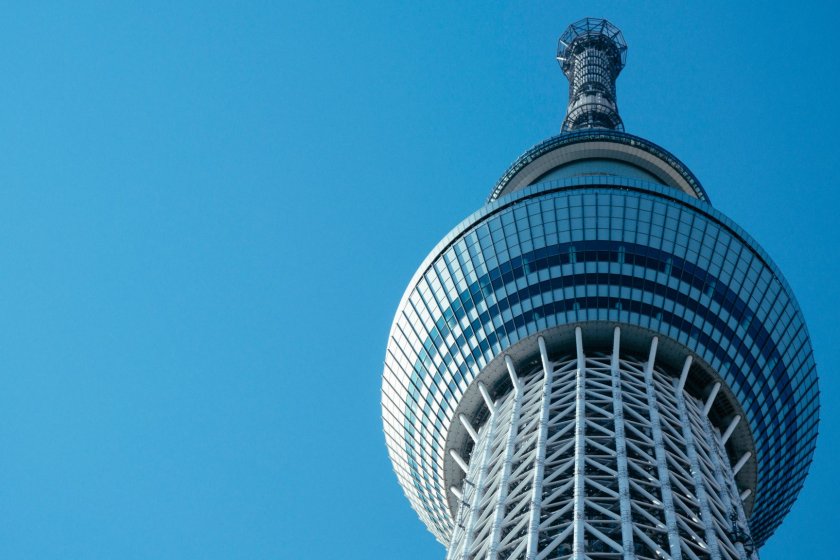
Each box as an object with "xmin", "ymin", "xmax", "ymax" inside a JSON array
[{"xmin": 557, "ymin": 18, "xmax": 627, "ymax": 132}]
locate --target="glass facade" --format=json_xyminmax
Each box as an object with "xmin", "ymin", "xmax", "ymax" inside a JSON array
[{"xmin": 382, "ymin": 168, "xmax": 818, "ymax": 547}]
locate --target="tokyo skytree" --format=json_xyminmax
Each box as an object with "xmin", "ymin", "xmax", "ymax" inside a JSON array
[{"xmin": 381, "ymin": 18, "xmax": 818, "ymax": 560}]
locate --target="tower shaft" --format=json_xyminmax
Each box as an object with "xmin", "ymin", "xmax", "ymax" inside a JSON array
[{"xmin": 447, "ymin": 329, "xmax": 755, "ymax": 560}]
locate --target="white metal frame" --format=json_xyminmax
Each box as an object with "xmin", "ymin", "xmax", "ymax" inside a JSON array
[{"xmin": 446, "ymin": 328, "xmax": 755, "ymax": 560}]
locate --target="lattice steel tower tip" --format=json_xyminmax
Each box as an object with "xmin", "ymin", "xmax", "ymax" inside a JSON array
[{"xmin": 557, "ymin": 17, "xmax": 627, "ymax": 132}]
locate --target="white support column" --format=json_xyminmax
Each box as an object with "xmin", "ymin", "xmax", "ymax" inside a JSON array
[
  {"xmin": 642, "ymin": 336, "xmax": 683, "ymax": 560},
  {"xmin": 674, "ymin": 356, "xmax": 721, "ymax": 560},
  {"xmin": 450, "ymin": 486, "xmax": 463, "ymax": 500},
  {"xmin": 739, "ymin": 489, "xmax": 752, "ymax": 502},
  {"xmin": 721, "ymin": 415, "xmax": 741, "ymax": 445},
  {"xmin": 732, "ymin": 452, "xmax": 751, "ymax": 477},
  {"xmin": 703, "ymin": 417, "xmax": 748, "ymax": 560},
  {"xmin": 488, "ymin": 356, "xmax": 523, "ymax": 560},
  {"xmin": 731, "ymin": 468, "xmax": 755, "ymax": 559},
  {"xmin": 609, "ymin": 327, "xmax": 635, "ymax": 560},
  {"xmin": 479, "ymin": 381, "xmax": 495, "ymax": 414},
  {"xmin": 459, "ymin": 414, "xmax": 479, "ymax": 443},
  {"xmin": 459, "ymin": 393, "xmax": 501, "ymax": 560},
  {"xmin": 678, "ymin": 355, "xmax": 692, "ymax": 392},
  {"xmin": 730, "ymin": 462, "xmax": 756, "ymax": 560},
  {"xmin": 505, "ymin": 355, "xmax": 521, "ymax": 391},
  {"xmin": 525, "ymin": 336, "xmax": 554, "ymax": 560},
  {"xmin": 703, "ymin": 382, "xmax": 722, "ymax": 416},
  {"xmin": 572, "ymin": 326, "xmax": 586, "ymax": 560},
  {"xmin": 449, "ymin": 449, "xmax": 470, "ymax": 474}
]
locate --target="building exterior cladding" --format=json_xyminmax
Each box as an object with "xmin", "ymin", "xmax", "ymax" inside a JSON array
[{"xmin": 381, "ymin": 18, "xmax": 818, "ymax": 560}]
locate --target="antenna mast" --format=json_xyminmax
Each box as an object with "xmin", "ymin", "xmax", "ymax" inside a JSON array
[{"xmin": 557, "ymin": 18, "xmax": 628, "ymax": 132}]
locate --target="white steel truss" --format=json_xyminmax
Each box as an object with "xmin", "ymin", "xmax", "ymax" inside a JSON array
[{"xmin": 447, "ymin": 328, "xmax": 757, "ymax": 560}]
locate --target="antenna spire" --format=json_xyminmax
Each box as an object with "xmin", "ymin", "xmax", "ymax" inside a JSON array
[{"xmin": 557, "ymin": 18, "xmax": 627, "ymax": 132}]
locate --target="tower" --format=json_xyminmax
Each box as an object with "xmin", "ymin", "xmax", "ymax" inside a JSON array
[{"xmin": 381, "ymin": 17, "xmax": 818, "ymax": 560}]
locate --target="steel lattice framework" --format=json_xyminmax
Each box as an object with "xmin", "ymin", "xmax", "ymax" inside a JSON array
[
  {"xmin": 446, "ymin": 328, "xmax": 756, "ymax": 560},
  {"xmin": 557, "ymin": 18, "xmax": 627, "ymax": 132},
  {"xmin": 380, "ymin": 16, "xmax": 818, "ymax": 560}
]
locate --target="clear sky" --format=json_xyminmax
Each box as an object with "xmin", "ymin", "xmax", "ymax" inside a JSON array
[{"xmin": 0, "ymin": 2, "xmax": 836, "ymax": 558}]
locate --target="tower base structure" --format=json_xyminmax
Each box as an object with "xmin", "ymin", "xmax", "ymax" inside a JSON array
[{"xmin": 446, "ymin": 327, "xmax": 756, "ymax": 560}]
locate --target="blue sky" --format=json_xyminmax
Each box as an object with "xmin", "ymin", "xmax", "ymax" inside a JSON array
[{"xmin": 0, "ymin": 2, "xmax": 836, "ymax": 558}]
